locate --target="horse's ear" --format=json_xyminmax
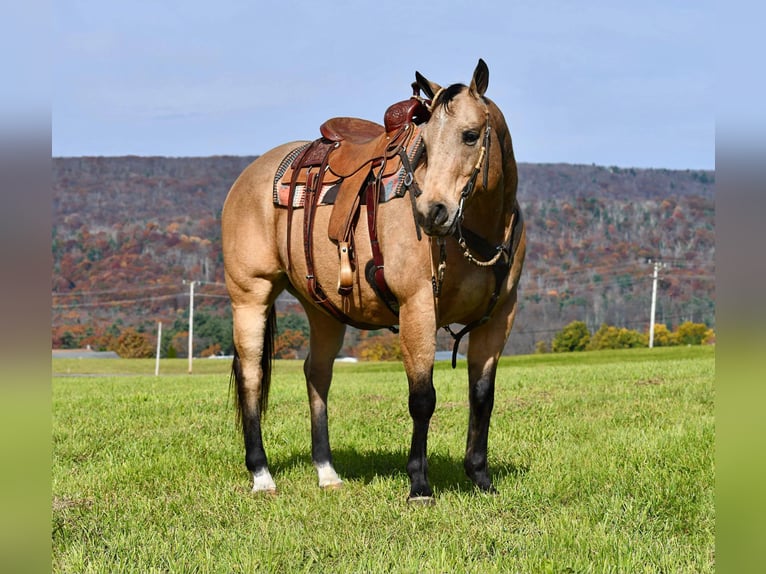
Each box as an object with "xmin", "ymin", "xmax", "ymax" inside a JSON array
[
  {"xmin": 469, "ymin": 58, "xmax": 489, "ymax": 97},
  {"xmin": 414, "ymin": 71, "xmax": 442, "ymax": 101}
]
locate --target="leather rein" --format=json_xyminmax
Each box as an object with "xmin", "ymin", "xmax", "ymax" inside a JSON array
[{"xmin": 399, "ymin": 102, "xmax": 521, "ymax": 367}]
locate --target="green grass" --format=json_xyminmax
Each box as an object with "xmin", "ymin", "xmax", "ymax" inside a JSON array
[{"xmin": 52, "ymin": 346, "xmax": 714, "ymax": 573}]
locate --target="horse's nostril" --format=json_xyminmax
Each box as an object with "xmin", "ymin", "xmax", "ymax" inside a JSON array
[{"xmin": 428, "ymin": 203, "xmax": 449, "ymax": 226}]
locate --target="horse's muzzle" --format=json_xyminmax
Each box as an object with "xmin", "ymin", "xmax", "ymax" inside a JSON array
[{"xmin": 418, "ymin": 202, "xmax": 455, "ymax": 237}]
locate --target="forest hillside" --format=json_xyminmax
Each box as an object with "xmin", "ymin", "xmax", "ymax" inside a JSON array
[{"xmin": 52, "ymin": 157, "xmax": 714, "ymax": 356}]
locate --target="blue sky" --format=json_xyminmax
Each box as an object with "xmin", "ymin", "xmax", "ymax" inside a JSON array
[{"xmin": 51, "ymin": 0, "xmax": 714, "ymax": 169}]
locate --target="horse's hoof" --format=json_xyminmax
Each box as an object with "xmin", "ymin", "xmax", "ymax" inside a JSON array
[
  {"xmin": 407, "ymin": 495, "xmax": 436, "ymax": 507},
  {"xmin": 320, "ymin": 481, "xmax": 343, "ymax": 491}
]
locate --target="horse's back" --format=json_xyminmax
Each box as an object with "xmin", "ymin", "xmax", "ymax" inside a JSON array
[
  {"xmin": 224, "ymin": 141, "xmax": 308, "ymax": 208},
  {"xmin": 222, "ymin": 141, "xmax": 307, "ymax": 295}
]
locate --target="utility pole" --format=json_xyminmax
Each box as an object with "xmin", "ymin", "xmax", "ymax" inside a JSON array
[
  {"xmin": 648, "ymin": 260, "xmax": 667, "ymax": 348},
  {"xmin": 185, "ymin": 280, "xmax": 196, "ymax": 374},
  {"xmin": 155, "ymin": 322, "xmax": 162, "ymax": 376}
]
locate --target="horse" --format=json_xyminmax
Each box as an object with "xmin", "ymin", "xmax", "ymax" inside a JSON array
[{"xmin": 222, "ymin": 59, "xmax": 526, "ymax": 504}]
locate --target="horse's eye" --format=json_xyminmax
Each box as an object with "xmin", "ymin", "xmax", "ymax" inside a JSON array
[{"xmin": 462, "ymin": 130, "xmax": 480, "ymax": 145}]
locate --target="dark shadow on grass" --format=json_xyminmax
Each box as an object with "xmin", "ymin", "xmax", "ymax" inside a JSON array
[{"xmin": 270, "ymin": 447, "xmax": 529, "ymax": 494}]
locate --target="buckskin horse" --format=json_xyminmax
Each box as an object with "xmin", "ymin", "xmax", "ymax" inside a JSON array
[{"xmin": 222, "ymin": 59, "xmax": 526, "ymax": 504}]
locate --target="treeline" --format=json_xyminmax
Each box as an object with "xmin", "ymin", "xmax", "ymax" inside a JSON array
[
  {"xmin": 58, "ymin": 308, "xmax": 714, "ymax": 360},
  {"xmin": 56, "ymin": 306, "xmax": 406, "ymax": 361},
  {"xmin": 56, "ymin": 310, "xmax": 234, "ymax": 359},
  {"xmin": 541, "ymin": 320, "xmax": 715, "ymax": 354}
]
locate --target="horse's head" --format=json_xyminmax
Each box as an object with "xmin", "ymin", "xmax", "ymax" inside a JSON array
[{"xmin": 413, "ymin": 59, "xmax": 497, "ymax": 237}]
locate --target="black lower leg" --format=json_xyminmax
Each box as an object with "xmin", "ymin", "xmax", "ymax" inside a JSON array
[
  {"xmin": 406, "ymin": 384, "xmax": 436, "ymax": 499},
  {"xmin": 310, "ymin": 404, "xmax": 332, "ymax": 467},
  {"xmin": 243, "ymin": 409, "xmax": 268, "ymax": 474},
  {"xmin": 465, "ymin": 372, "xmax": 496, "ymax": 492}
]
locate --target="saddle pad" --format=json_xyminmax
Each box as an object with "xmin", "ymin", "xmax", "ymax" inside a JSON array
[{"xmin": 272, "ymin": 134, "xmax": 423, "ymax": 209}]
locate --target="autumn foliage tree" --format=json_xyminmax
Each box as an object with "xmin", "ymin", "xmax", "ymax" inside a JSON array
[
  {"xmin": 675, "ymin": 321, "xmax": 711, "ymax": 345},
  {"xmin": 115, "ymin": 328, "xmax": 154, "ymax": 358},
  {"xmin": 551, "ymin": 321, "xmax": 590, "ymax": 352},
  {"xmin": 549, "ymin": 320, "xmax": 714, "ymax": 352},
  {"xmin": 274, "ymin": 312, "xmax": 309, "ymax": 359},
  {"xmin": 357, "ymin": 331, "xmax": 402, "ymax": 361},
  {"xmin": 587, "ymin": 324, "xmax": 647, "ymax": 350},
  {"xmin": 651, "ymin": 324, "xmax": 677, "ymax": 347},
  {"xmin": 275, "ymin": 329, "xmax": 307, "ymax": 359}
]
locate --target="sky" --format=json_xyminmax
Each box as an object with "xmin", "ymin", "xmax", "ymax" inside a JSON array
[{"xmin": 50, "ymin": 0, "xmax": 715, "ymax": 169}]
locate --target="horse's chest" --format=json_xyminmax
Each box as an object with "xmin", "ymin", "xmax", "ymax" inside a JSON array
[{"xmin": 437, "ymin": 264, "xmax": 500, "ymax": 324}]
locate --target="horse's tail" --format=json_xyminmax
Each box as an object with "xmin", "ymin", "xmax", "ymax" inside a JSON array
[{"xmin": 231, "ymin": 306, "xmax": 277, "ymax": 425}]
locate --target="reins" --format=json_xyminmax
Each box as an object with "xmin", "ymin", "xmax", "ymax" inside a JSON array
[{"xmin": 442, "ymin": 208, "xmax": 519, "ymax": 367}]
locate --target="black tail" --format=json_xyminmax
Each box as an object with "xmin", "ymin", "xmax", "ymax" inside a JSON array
[{"xmin": 231, "ymin": 306, "xmax": 277, "ymax": 426}]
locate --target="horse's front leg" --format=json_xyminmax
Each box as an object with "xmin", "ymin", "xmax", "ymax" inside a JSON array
[
  {"xmin": 302, "ymin": 305, "xmax": 346, "ymax": 489},
  {"xmin": 398, "ymin": 299, "xmax": 437, "ymax": 504},
  {"xmin": 465, "ymin": 287, "xmax": 521, "ymax": 493}
]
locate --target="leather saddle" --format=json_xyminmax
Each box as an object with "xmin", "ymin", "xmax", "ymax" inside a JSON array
[
  {"xmin": 281, "ymin": 98, "xmax": 427, "ymax": 236},
  {"xmin": 279, "ymin": 97, "xmax": 429, "ymax": 322}
]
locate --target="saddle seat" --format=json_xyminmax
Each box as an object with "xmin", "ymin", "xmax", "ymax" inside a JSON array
[
  {"xmin": 320, "ymin": 117, "xmax": 384, "ymax": 145},
  {"xmin": 321, "ymin": 97, "xmax": 426, "ymax": 179}
]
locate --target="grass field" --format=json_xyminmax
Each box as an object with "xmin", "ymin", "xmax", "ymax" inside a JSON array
[{"xmin": 52, "ymin": 346, "xmax": 714, "ymax": 573}]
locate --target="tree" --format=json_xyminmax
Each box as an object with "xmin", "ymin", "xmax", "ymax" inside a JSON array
[
  {"xmin": 275, "ymin": 329, "xmax": 307, "ymax": 359},
  {"xmin": 194, "ymin": 311, "xmax": 234, "ymax": 355},
  {"xmin": 273, "ymin": 312, "xmax": 310, "ymax": 359},
  {"xmin": 675, "ymin": 321, "xmax": 710, "ymax": 345},
  {"xmin": 114, "ymin": 328, "xmax": 154, "ymax": 358},
  {"xmin": 357, "ymin": 331, "xmax": 402, "ymax": 361},
  {"xmin": 651, "ymin": 324, "xmax": 678, "ymax": 347},
  {"xmin": 552, "ymin": 321, "xmax": 590, "ymax": 352},
  {"xmin": 170, "ymin": 331, "xmax": 189, "ymax": 358},
  {"xmin": 200, "ymin": 343, "xmax": 222, "ymax": 358},
  {"xmin": 277, "ymin": 312, "xmax": 309, "ymax": 339},
  {"xmin": 60, "ymin": 331, "xmax": 79, "ymax": 349},
  {"xmin": 587, "ymin": 324, "xmax": 646, "ymax": 350}
]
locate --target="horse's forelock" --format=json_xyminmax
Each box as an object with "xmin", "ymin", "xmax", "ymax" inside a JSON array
[
  {"xmin": 434, "ymin": 83, "xmax": 488, "ymax": 115},
  {"xmin": 434, "ymin": 83, "xmax": 466, "ymax": 114}
]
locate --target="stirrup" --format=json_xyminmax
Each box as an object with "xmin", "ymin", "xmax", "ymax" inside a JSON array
[{"xmin": 337, "ymin": 242, "xmax": 353, "ymax": 295}]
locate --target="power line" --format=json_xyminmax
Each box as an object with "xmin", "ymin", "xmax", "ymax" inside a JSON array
[
  {"xmin": 52, "ymin": 294, "xmax": 185, "ymax": 309},
  {"xmin": 52, "ymin": 284, "xmax": 182, "ymax": 297},
  {"xmin": 51, "ymin": 289, "xmax": 231, "ymax": 309},
  {"xmin": 52, "ymin": 280, "xmax": 228, "ymax": 303}
]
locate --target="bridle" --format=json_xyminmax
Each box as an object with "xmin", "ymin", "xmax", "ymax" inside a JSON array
[
  {"xmin": 398, "ymin": 93, "xmax": 521, "ymax": 367},
  {"xmin": 453, "ymin": 109, "xmax": 492, "ymax": 233},
  {"xmin": 398, "ymin": 97, "xmax": 492, "ymax": 242}
]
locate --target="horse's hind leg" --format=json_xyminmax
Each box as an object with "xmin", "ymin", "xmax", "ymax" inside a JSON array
[
  {"xmin": 302, "ymin": 305, "xmax": 347, "ymax": 489},
  {"xmin": 231, "ymin": 281, "xmax": 282, "ymax": 494}
]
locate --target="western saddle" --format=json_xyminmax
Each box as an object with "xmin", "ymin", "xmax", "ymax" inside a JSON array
[{"xmin": 279, "ymin": 97, "xmax": 430, "ymax": 327}]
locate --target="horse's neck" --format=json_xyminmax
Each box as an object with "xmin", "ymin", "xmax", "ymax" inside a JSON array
[
  {"xmin": 462, "ymin": 189, "xmax": 510, "ymax": 244},
  {"xmin": 468, "ymin": 103, "xmax": 517, "ymax": 242},
  {"xmin": 463, "ymin": 120, "xmax": 517, "ymax": 243}
]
